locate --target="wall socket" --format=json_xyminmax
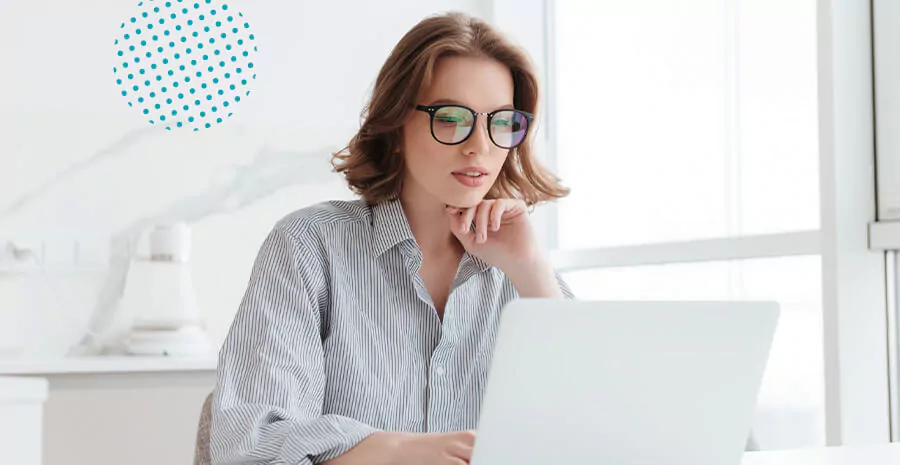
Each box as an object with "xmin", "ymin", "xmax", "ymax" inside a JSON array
[
  {"xmin": 0, "ymin": 238, "xmax": 110, "ymax": 274},
  {"xmin": 0, "ymin": 240, "xmax": 40, "ymax": 273}
]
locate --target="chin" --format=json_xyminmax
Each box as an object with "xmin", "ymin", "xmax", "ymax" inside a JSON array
[{"xmin": 442, "ymin": 190, "xmax": 489, "ymax": 209}]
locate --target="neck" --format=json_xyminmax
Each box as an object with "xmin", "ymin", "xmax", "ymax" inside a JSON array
[{"xmin": 400, "ymin": 188, "xmax": 463, "ymax": 258}]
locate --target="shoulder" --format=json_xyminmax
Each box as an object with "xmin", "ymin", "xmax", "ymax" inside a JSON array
[{"xmin": 273, "ymin": 199, "xmax": 371, "ymax": 239}]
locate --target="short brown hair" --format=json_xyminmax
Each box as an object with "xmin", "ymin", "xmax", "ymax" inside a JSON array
[{"xmin": 332, "ymin": 12, "xmax": 569, "ymax": 206}]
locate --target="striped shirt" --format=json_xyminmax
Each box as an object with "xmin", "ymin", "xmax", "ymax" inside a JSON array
[{"xmin": 210, "ymin": 198, "xmax": 573, "ymax": 464}]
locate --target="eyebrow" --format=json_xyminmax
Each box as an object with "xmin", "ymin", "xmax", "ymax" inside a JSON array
[{"xmin": 426, "ymin": 99, "xmax": 516, "ymax": 111}]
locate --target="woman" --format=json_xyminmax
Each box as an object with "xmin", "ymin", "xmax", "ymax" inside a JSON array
[{"xmin": 210, "ymin": 11, "xmax": 571, "ymax": 465}]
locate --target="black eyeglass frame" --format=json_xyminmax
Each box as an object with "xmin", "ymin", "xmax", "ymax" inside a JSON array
[{"xmin": 414, "ymin": 104, "xmax": 534, "ymax": 149}]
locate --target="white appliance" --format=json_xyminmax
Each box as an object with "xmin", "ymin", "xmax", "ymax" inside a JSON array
[
  {"xmin": 470, "ymin": 299, "xmax": 779, "ymax": 465},
  {"xmin": 121, "ymin": 223, "xmax": 210, "ymax": 356},
  {"xmin": 0, "ymin": 376, "xmax": 48, "ymax": 465}
]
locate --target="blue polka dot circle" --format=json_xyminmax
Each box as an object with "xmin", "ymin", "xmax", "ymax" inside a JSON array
[{"xmin": 113, "ymin": 0, "xmax": 258, "ymax": 131}]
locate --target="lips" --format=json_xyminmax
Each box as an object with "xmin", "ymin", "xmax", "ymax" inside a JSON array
[
  {"xmin": 452, "ymin": 166, "xmax": 488, "ymax": 177},
  {"xmin": 451, "ymin": 166, "xmax": 488, "ymax": 188}
]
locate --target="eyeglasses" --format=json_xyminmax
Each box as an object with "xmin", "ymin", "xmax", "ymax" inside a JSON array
[{"xmin": 415, "ymin": 104, "xmax": 534, "ymax": 149}]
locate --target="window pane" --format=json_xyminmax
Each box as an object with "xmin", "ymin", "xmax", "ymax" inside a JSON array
[
  {"xmin": 561, "ymin": 255, "xmax": 824, "ymax": 450},
  {"xmin": 555, "ymin": 0, "xmax": 819, "ymax": 249},
  {"xmin": 737, "ymin": 0, "xmax": 820, "ymax": 234}
]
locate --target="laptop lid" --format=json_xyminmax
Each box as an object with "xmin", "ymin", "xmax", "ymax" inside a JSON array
[{"xmin": 470, "ymin": 299, "xmax": 779, "ymax": 465}]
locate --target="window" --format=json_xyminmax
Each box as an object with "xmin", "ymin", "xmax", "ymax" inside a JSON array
[
  {"xmin": 550, "ymin": 0, "xmax": 824, "ymax": 449},
  {"xmin": 555, "ymin": 0, "xmax": 819, "ymax": 249}
]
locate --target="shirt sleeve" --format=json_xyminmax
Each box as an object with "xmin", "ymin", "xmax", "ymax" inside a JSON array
[
  {"xmin": 556, "ymin": 271, "xmax": 576, "ymax": 299},
  {"xmin": 210, "ymin": 223, "xmax": 377, "ymax": 465}
]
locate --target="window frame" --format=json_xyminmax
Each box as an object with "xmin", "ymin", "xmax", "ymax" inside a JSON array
[
  {"xmin": 492, "ymin": 0, "xmax": 895, "ymax": 445},
  {"xmin": 871, "ymin": 0, "xmax": 900, "ymax": 441}
]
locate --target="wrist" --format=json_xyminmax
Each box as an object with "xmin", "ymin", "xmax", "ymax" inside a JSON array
[
  {"xmin": 503, "ymin": 252, "xmax": 550, "ymax": 280},
  {"xmin": 325, "ymin": 431, "xmax": 404, "ymax": 465},
  {"xmin": 494, "ymin": 245, "xmax": 542, "ymax": 271},
  {"xmin": 375, "ymin": 431, "xmax": 407, "ymax": 465},
  {"xmin": 504, "ymin": 255, "xmax": 563, "ymax": 299}
]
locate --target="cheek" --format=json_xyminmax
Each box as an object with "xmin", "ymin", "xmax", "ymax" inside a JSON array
[
  {"xmin": 490, "ymin": 150, "xmax": 510, "ymax": 173},
  {"xmin": 403, "ymin": 118, "xmax": 434, "ymax": 154},
  {"xmin": 403, "ymin": 123, "xmax": 453, "ymax": 176}
]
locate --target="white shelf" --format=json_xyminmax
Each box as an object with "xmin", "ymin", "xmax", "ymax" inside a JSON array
[{"xmin": 0, "ymin": 356, "xmax": 217, "ymax": 375}]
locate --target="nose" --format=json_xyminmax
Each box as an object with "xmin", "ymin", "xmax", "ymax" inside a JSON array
[{"xmin": 461, "ymin": 116, "xmax": 491, "ymax": 156}]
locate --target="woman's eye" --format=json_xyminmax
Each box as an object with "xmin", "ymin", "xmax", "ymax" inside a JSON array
[
  {"xmin": 436, "ymin": 116, "xmax": 461, "ymax": 123},
  {"xmin": 492, "ymin": 118, "xmax": 511, "ymax": 127}
]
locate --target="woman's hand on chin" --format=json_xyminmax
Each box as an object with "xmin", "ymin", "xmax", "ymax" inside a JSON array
[{"xmin": 445, "ymin": 199, "xmax": 562, "ymax": 298}]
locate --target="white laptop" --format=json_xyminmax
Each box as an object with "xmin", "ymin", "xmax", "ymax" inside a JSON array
[{"xmin": 470, "ymin": 300, "xmax": 779, "ymax": 465}]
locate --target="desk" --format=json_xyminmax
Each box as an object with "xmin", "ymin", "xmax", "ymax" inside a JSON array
[
  {"xmin": 0, "ymin": 376, "xmax": 48, "ymax": 465},
  {"xmin": 742, "ymin": 443, "xmax": 900, "ymax": 465},
  {"xmin": 2, "ymin": 358, "xmax": 216, "ymax": 465}
]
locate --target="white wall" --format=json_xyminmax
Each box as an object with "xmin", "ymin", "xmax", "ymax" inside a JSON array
[
  {"xmin": 0, "ymin": 0, "xmax": 490, "ymax": 351},
  {"xmin": 0, "ymin": 1, "xmax": 489, "ymax": 463}
]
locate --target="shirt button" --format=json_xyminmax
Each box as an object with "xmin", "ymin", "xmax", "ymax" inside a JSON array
[{"xmin": 435, "ymin": 365, "xmax": 445, "ymax": 376}]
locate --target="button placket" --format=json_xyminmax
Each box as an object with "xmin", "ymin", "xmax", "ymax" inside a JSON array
[
  {"xmin": 427, "ymin": 333, "xmax": 453, "ymax": 431},
  {"xmin": 401, "ymin": 242, "xmax": 437, "ymax": 310}
]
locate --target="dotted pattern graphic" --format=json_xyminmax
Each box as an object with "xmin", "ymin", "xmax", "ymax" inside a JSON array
[{"xmin": 114, "ymin": 0, "xmax": 258, "ymax": 131}]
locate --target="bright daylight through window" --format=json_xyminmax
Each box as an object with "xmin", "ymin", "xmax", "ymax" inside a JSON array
[{"xmin": 552, "ymin": 0, "xmax": 822, "ymax": 450}]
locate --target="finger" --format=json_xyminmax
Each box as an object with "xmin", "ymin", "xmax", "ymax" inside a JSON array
[
  {"xmin": 490, "ymin": 200, "xmax": 505, "ymax": 232},
  {"xmin": 448, "ymin": 444, "xmax": 474, "ymax": 462},
  {"xmin": 461, "ymin": 206, "xmax": 477, "ymax": 236},
  {"xmin": 500, "ymin": 199, "xmax": 528, "ymax": 224},
  {"xmin": 445, "ymin": 205, "xmax": 463, "ymax": 231},
  {"xmin": 455, "ymin": 430, "xmax": 476, "ymax": 445},
  {"xmin": 447, "ymin": 440, "xmax": 474, "ymax": 458},
  {"xmin": 475, "ymin": 201, "xmax": 493, "ymax": 244},
  {"xmin": 447, "ymin": 209, "xmax": 476, "ymax": 249}
]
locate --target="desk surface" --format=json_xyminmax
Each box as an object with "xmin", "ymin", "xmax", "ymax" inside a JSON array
[
  {"xmin": 742, "ymin": 443, "xmax": 900, "ymax": 465},
  {"xmin": 0, "ymin": 356, "xmax": 217, "ymax": 375}
]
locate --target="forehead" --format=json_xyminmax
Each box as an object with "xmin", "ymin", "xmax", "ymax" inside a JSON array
[{"xmin": 421, "ymin": 55, "xmax": 514, "ymax": 111}]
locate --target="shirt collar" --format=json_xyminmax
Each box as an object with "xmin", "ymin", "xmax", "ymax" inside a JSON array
[
  {"xmin": 371, "ymin": 198, "xmax": 416, "ymax": 257},
  {"xmin": 460, "ymin": 252, "xmax": 491, "ymax": 274},
  {"xmin": 370, "ymin": 199, "xmax": 491, "ymax": 272}
]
